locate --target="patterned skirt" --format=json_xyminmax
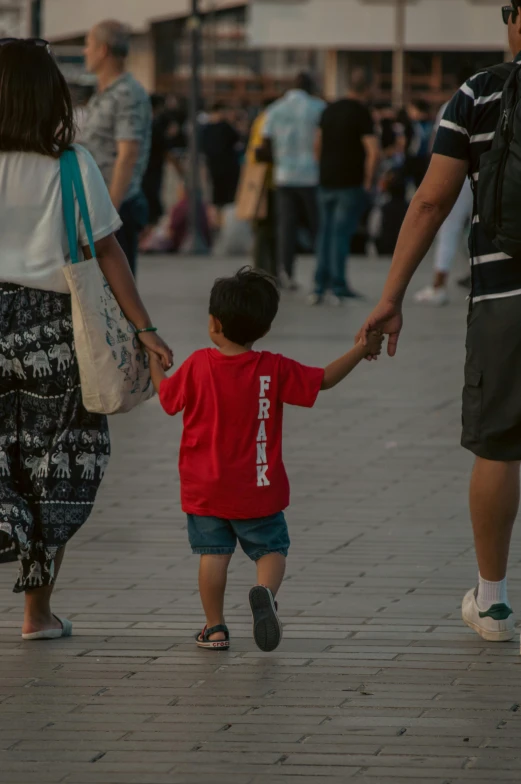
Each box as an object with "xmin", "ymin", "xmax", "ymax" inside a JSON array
[{"xmin": 0, "ymin": 285, "xmax": 110, "ymax": 592}]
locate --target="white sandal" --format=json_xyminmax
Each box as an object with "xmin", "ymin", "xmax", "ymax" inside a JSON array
[{"xmin": 22, "ymin": 615, "xmax": 72, "ymax": 640}]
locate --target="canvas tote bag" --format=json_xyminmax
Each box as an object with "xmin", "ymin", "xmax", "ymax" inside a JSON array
[{"xmin": 60, "ymin": 149, "xmax": 154, "ymax": 415}]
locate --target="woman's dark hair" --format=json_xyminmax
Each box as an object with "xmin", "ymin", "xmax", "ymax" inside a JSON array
[
  {"xmin": 0, "ymin": 41, "xmax": 75, "ymax": 157},
  {"xmin": 210, "ymin": 267, "xmax": 280, "ymax": 346}
]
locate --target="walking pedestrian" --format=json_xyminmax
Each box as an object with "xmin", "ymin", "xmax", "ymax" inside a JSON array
[
  {"xmin": 405, "ymin": 99, "xmax": 433, "ymax": 189},
  {"xmin": 142, "ymin": 94, "xmax": 169, "ymax": 229},
  {"xmin": 258, "ymin": 73, "xmax": 325, "ymax": 289},
  {"xmin": 0, "ymin": 39, "xmax": 171, "ymax": 638},
  {"xmin": 357, "ymin": 1, "xmax": 521, "ymax": 643},
  {"xmin": 148, "ymin": 267, "xmax": 383, "ymax": 653},
  {"xmin": 82, "ymin": 20, "xmax": 152, "ymax": 277},
  {"xmin": 311, "ymin": 69, "xmax": 379, "ymax": 304},
  {"xmin": 201, "ymin": 102, "xmax": 241, "ymax": 226}
]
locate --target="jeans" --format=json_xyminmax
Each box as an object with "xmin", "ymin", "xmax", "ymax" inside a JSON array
[
  {"xmin": 433, "ymin": 178, "xmax": 473, "ymax": 274},
  {"xmin": 116, "ymin": 191, "xmax": 149, "ymax": 277},
  {"xmin": 314, "ymin": 187, "xmax": 367, "ymax": 297},
  {"xmin": 277, "ymin": 186, "xmax": 318, "ymax": 280}
]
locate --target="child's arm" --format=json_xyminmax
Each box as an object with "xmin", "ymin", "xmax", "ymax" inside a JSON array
[
  {"xmin": 321, "ymin": 332, "xmax": 383, "ymax": 391},
  {"xmin": 149, "ymin": 353, "xmax": 167, "ymax": 394}
]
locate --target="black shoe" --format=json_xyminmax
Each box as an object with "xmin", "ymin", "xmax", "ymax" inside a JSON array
[
  {"xmin": 457, "ymin": 275, "xmax": 472, "ymax": 290},
  {"xmin": 343, "ymin": 288, "xmax": 366, "ymax": 300},
  {"xmin": 249, "ymin": 585, "xmax": 282, "ymax": 652}
]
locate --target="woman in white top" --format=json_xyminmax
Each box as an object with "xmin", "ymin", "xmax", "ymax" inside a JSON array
[{"xmin": 0, "ymin": 38, "xmax": 172, "ymax": 639}]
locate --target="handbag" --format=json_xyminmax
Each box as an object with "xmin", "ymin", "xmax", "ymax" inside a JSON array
[{"xmin": 60, "ymin": 148, "xmax": 155, "ymax": 415}]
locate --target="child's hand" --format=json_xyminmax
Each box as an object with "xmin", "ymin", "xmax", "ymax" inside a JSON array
[{"xmin": 364, "ymin": 330, "xmax": 384, "ymax": 359}]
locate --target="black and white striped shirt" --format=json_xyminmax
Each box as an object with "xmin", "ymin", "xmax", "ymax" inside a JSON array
[{"xmin": 433, "ymin": 53, "xmax": 521, "ymax": 302}]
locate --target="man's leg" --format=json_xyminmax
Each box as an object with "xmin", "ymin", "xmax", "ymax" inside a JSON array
[
  {"xmin": 314, "ymin": 188, "xmax": 333, "ymax": 297},
  {"xmin": 331, "ymin": 188, "xmax": 366, "ymax": 297},
  {"xmin": 277, "ymin": 188, "xmax": 299, "ymax": 282},
  {"xmin": 470, "ymin": 457, "xmax": 519, "ymax": 583},
  {"xmin": 198, "ymin": 554, "xmax": 233, "ymax": 641}
]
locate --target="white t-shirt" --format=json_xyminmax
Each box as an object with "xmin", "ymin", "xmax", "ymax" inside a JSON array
[{"xmin": 0, "ymin": 144, "xmax": 122, "ymax": 294}]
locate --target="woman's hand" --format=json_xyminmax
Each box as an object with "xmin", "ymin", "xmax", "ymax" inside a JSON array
[{"xmin": 139, "ymin": 332, "xmax": 173, "ymax": 370}]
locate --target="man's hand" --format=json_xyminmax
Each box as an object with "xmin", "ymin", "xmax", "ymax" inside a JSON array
[{"xmin": 356, "ymin": 301, "xmax": 403, "ymax": 358}]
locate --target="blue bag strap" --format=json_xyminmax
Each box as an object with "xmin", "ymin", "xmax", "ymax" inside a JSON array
[
  {"xmin": 60, "ymin": 150, "xmax": 79, "ymax": 264},
  {"xmin": 68, "ymin": 149, "xmax": 97, "ymax": 259}
]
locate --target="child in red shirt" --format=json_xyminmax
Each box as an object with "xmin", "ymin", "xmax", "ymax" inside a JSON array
[{"xmin": 149, "ymin": 268, "xmax": 383, "ymax": 653}]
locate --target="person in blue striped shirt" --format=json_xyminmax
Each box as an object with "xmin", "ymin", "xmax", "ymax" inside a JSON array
[{"xmin": 357, "ymin": 1, "xmax": 521, "ymax": 645}]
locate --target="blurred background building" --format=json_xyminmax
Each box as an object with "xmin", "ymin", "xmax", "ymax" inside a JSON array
[{"xmin": 37, "ymin": 0, "xmax": 508, "ymax": 110}]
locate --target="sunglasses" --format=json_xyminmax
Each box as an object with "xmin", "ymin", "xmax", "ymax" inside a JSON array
[
  {"xmin": 0, "ymin": 37, "xmax": 50, "ymax": 52},
  {"xmin": 503, "ymin": 4, "xmax": 519, "ymax": 24}
]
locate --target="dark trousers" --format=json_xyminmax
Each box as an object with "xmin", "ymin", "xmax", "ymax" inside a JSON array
[
  {"xmin": 116, "ymin": 192, "xmax": 149, "ymax": 277},
  {"xmin": 277, "ymin": 186, "xmax": 318, "ymax": 280},
  {"xmin": 253, "ymin": 190, "xmax": 277, "ymax": 277}
]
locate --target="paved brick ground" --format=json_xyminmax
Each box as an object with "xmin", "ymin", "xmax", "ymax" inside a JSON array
[{"xmin": 0, "ymin": 255, "xmax": 519, "ymax": 784}]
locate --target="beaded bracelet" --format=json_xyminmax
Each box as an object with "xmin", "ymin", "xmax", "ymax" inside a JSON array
[{"xmin": 135, "ymin": 326, "xmax": 158, "ymax": 335}]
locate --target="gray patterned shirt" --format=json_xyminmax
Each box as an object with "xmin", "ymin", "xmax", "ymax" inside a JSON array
[{"xmin": 81, "ymin": 73, "xmax": 152, "ymax": 204}]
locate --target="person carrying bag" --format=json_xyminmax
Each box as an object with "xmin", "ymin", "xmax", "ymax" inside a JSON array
[{"xmin": 0, "ymin": 38, "xmax": 172, "ymax": 641}]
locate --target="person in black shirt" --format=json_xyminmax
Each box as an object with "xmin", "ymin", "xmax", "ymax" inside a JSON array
[
  {"xmin": 142, "ymin": 94, "xmax": 169, "ymax": 227},
  {"xmin": 311, "ymin": 70, "xmax": 379, "ymax": 304},
  {"xmin": 201, "ymin": 102, "xmax": 241, "ymax": 223}
]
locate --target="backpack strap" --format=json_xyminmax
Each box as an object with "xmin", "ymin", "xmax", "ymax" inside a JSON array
[{"xmin": 486, "ymin": 62, "xmax": 520, "ymax": 84}]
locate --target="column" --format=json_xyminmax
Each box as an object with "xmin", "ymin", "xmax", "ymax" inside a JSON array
[{"xmin": 392, "ymin": 0, "xmax": 406, "ymax": 107}]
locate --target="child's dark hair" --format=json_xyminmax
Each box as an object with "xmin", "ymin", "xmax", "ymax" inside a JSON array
[{"xmin": 210, "ymin": 267, "xmax": 280, "ymax": 346}]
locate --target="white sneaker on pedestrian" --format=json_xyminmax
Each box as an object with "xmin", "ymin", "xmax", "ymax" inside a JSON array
[
  {"xmin": 308, "ymin": 294, "xmax": 322, "ymax": 306},
  {"xmin": 462, "ymin": 587, "xmax": 516, "ymax": 642},
  {"xmin": 328, "ymin": 294, "xmax": 344, "ymax": 307},
  {"xmin": 414, "ymin": 285, "xmax": 449, "ymax": 306}
]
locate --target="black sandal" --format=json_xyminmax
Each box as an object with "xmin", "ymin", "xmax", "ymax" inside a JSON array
[
  {"xmin": 249, "ymin": 585, "xmax": 283, "ymax": 652},
  {"xmin": 195, "ymin": 624, "xmax": 230, "ymax": 651}
]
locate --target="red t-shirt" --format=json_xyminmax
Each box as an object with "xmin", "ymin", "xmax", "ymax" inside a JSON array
[{"xmin": 159, "ymin": 348, "xmax": 324, "ymax": 519}]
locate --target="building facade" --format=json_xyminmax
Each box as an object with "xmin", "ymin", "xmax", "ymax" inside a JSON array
[
  {"xmin": 43, "ymin": 0, "xmax": 316, "ymax": 104},
  {"xmin": 42, "ymin": 0, "xmax": 510, "ymax": 108},
  {"xmin": 250, "ymin": 0, "xmax": 510, "ymax": 106}
]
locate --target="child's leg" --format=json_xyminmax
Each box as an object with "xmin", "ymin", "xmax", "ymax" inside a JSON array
[
  {"xmin": 198, "ymin": 554, "xmax": 233, "ymax": 641},
  {"xmin": 256, "ymin": 553, "xmax": 286, "ymax": 597}
]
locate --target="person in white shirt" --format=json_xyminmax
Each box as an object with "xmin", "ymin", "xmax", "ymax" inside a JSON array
[{"xmin": 0, "ymin": 38, "xmax": 171, "ymax": 640}]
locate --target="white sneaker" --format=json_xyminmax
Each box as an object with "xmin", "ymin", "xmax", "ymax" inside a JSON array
[
  {"xmin": 328, "ymin": 294, "xmax": 344, "ymax": 307},
  {"xmin": 462, "ymin": 587, "xmax": 516, "ymax": 642},
  {"xmin": 308, "ymin": 294, "xmax": 322, "ymax": 306},
  {"xmin": 414, "ymin": 285, "xmax": 449, "ymax": 306}
]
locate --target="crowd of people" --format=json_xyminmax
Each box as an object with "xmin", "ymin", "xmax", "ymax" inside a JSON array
[{"xmin": 125, "ymin": 63, "xmax": 473, "ymax": 308}]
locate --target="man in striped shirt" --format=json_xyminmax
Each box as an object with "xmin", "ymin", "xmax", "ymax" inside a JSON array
[{"xmin": 357, "ymin": 1, "xmax": 521, "ymax": 644}]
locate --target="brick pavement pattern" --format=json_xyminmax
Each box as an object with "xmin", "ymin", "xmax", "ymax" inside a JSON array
[{"xmin": 0, "ymin": 256, "xmax": 519, "ymax": 784}]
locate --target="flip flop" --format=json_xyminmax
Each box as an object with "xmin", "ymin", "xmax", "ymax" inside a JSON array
[
  {"xmin": 195, "ymin": 624, "xmax": 230, "ymax": 651},
  {"xmin": 22, "ymin": 616, "xmax": 73, "ymax": 641}
]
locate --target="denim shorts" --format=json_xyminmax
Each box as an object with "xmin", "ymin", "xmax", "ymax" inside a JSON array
[{"xmin": 187, "ymin": 511, "xmax": 290, "ymax": 561}]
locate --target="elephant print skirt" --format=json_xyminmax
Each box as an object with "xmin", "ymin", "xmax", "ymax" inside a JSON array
[{"xmin": 0, "ymin": 285, "xmax": 110, "ymax": 592}]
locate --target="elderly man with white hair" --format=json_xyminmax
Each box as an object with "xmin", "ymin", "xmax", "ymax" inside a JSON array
[{"xmin": 82, "ymin": 20, "xmax": 152, "ymax": 276}]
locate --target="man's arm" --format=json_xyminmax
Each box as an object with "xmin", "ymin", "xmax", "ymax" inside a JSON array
[
  {"xmin": 357, "ymin": 153, "xmax": 468, "ymax": 356},
  {"xmin": 362, "ymin": 135, "xmax": 380, "ymax": 191},
  {"xmin": 109, "ymin": 139, "xmax": 140, "ymax": 211}
]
